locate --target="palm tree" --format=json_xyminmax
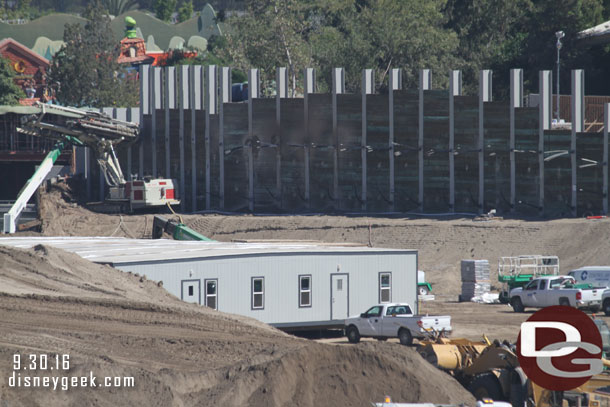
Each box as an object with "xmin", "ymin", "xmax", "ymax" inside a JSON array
[{"xmin": 102, "ymin": 0, "xmax": 139, "ymax": 16}]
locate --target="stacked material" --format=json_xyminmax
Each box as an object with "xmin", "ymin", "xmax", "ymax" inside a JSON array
[{"xmin": 460, "ymin": 259, "xmax": 491, "ymax": 301}]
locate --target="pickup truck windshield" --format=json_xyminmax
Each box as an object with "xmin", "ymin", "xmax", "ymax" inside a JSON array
[{"xmin": 386, "ymin": 305, "xmax": 412, "ymax": 316}]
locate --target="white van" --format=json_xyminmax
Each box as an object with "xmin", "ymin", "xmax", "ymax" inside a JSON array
[{"xmin": 568, "ymin": 267, "xmax": 610, "ymax": 289}]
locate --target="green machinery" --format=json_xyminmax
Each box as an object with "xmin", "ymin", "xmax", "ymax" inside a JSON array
[
  {"xmin": 498, "ymin": 255, "xmax": 559, "ymax": 303},
  {"xmin": 152, "ymin": 215, "xmax": 214, "ymax": 241}
]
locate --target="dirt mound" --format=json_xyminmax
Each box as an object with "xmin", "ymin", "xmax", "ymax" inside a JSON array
[
  {"xmin": 0, "ymin": 245, "xmax": 475, "ymax": 406},
  {"xmin": 33, "ymin": 184, "xmax": 610, "ymax": 297},
  {"xmin": 37, "ymin": 181, "xmax": 153, "ymax": 238}
]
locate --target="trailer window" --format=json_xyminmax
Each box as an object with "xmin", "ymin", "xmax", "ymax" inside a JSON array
[
  {"xmin": 299, "ymin": 275, "xmax": 312, "ymax": 307},
  {"xmin": 205, "ymin": 279, "xmax": 217, "ymax": 310},
  {"xmin": 252, "ymin": 277, "xmax": 264, "ymax": 310},
  {"xmin": 379, "ymin": 272, "xmax": 392, "ymax": 303}
]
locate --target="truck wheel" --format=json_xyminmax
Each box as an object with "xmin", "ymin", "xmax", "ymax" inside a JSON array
[
  {"xmin": 604, "ymin": 299, "xmax": 610, "ymax": 316},
  {"xmin": 398, "ymin": 328, "xmax": 413, "ymax": 346},
  {"xmin": 559, "ymin": 298, "xmax": 570, "ymax": 307},
  {"xmin": 511, "ymin": 297, "xmax": 524, "ymax": 313},
  {"xmin": 467, "ymin": 373, "xmax": 505, "ymax": 401},
  {"xmin": 346, "ymin": 326, "xmax": 360, "ymax": 344},
  {"xmin": 418, "ymin": 286, "xmax": 429, "ymax": 296}
]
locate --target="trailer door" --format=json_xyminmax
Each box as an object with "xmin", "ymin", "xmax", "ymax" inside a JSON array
[{"xmin": 331, "ymin": 274, "xmax": 349, "ymax": 320}]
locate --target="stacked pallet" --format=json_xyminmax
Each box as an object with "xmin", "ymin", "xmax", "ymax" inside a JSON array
[{"xmin": 460, "ymin": 260, "xmax": 491, "ymax": 301}]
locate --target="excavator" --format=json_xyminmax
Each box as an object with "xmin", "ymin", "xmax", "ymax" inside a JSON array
[
  {"xmin": 417, "ymin": 318, "xmax": 610, "ymax": 407},
  {"xmin": 3, "ymin": 102, "xmax": 179, "ymax": 233}
]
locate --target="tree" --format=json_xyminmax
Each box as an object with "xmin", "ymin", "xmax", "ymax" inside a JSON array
[
  {"xmin": 0, "ymin": 57, "xmax": 25, "ymax": 105},
  {"xmin": 507, "ymin": 0, "xmax": 604, "ymax": 94},
  {"xmin": 46, "ymin": 1, "xmax": 139, "ymax": 107},
  {"xmin": 222, "ymin": 0, "xmax": 314, "ymax": 95},
  {"xmin": 177, "ymin": 0, "xmax": 193, "ymax": 22},
  {"xmin": 311, "ymin": 0, "xmax": 459, "ymax": 91},
  {"xmin": 443, "ymin": 0, "xmax": 532, "ymax": 96},
  {"xmin": 153, "ymin": 0, "xmax": 176, "ymax": 22},
  {"xmin": 102, "ymin": 0, "xmax": 139, "ymax": 15}
]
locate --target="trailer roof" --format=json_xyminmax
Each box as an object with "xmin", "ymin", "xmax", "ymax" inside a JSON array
[{"xmin": 0, "ymin": 237, "xmax": 416, "ymax": 265}]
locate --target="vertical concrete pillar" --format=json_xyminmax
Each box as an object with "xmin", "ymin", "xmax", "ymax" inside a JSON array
[
  {"xmin": 85, "ymin": 147, "xmax": 91, "ymax": 200},
  {"xmin": 449, "ymin": 70, "xmax": 462, "ymax": 212},
  {"xmin": 389, "ymin": 68, "xmax": 401, "ymax": 211},
  {"xmin": 189, "ymin": 65, "xmax": 202, "ymax": 211},
  {"xmin": 178, "ymin": 65, "xmax": 189, "ymax": 212},
  {"xmin": 219, "ymin": 66, "xmax": 231, "ymax": 210},
  {"xmin": 304, "ymin": 68, "xmax": 316, "ymax": 208},
  {"xmin": 602, "ymin": 103, "xmax": 610, "ymax": 215},
  {"xmin": 571, "ymin": 69, "xmax": 584, "ymax": 217},
  {"xmin": 139, "ymin": 65, "xmax": 149, "ymax": 179},
  {"xmin": 247, "ymin": 68, "xmax": 260, "ymax": 212},
  {"xmin": 478, "ymin": 70, "xmax": 492, "ymax": 213},
  {"xmin": 151, "ymin": 67, "xmax": 162, "ymax": 178},
  {"xmin": 361, "ymin": 69, "xmax": 374, "ymax": 211},
  {"xmin": 539, "ymin": 70, "xmax": 552, "ymax": 214},
  {"xmin": 127, "ymin": 108, "xmax": 139, "ymax": 181},
  {"xmin": 509, "ymin": 69, "xmax": 523, "ymax": 213},
  {"xmin": 164, "ymin": 66, "xmax": 176, "ymax": 179},
  {"xmin": 114, "ymin": 108, "xmax": 128, "ymax": 179},
  {"xmin": 332, "ymin": 67, "xmax": 345, "ymax": 210},
  {"xmin": 205, "ymin": 65, "xmax": 217, "ymax": 210},
  {"xmin": 140, "ymin": 65, "xmax": 150, "ymax": 115},
  {"xmin": 276, "ymin": 67, "xmax": 287, "ymax": 209},
  {"xmin": 418, "ymin": 69, "xmax": 431, "ymax": 212},
  {"xmin": 101, "ymin": 107, "xmax": 114, "ymax": 200}
]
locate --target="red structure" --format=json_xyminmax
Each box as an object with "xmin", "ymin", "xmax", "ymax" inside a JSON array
[
  {"xmin": 117, "ymin": 37, "xmax": 155, "ymax": 66},
  {"xmin": 0, "ymin": 38, "xmax": 50, "ymax": 105}
]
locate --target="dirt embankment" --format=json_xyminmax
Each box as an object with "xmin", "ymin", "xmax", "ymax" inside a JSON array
[
  {"xmin": 0, "ymin": 244, "xmax": 475, "ymax": 406},
  {"xmin": 35, "ymin": 182, "xmax": 610, "ymax": 297}
]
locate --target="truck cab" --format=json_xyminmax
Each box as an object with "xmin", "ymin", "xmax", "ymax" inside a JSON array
[
  {"xmin": 345, "ymin": 303, "xmax": 451, "ymax": 346},
  {"xmin": 510, "ymin": 276, "xmax": 603, "ymax": 312}
]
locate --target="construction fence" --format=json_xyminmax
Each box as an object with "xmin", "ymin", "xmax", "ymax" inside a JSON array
[{"xmin": 99, "ymin": 65, "xmax": 610, "ymax": 217}]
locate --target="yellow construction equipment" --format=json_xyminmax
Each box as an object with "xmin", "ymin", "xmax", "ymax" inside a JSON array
[{"xmin": 417, "ymin": 320, "xmax": 610, "ymax": 407}]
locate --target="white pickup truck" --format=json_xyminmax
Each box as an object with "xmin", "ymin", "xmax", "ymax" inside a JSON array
[
  {"xmin": 509, "ymin": 275, "xmax": 603, "ymax": 312},
  {"xmin": 344, "ymin": 303, "xmax": 452, "ymax": 346}
]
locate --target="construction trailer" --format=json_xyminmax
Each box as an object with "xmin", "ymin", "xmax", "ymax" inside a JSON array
[{"xmin": 0, "ymin": 237, "xmax": 418, "ymax": 330}]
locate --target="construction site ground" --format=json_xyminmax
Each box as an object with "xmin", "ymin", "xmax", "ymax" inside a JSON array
[{"xmin": 2, "ymin": 182, "xmax": 610, "ymax": 405}]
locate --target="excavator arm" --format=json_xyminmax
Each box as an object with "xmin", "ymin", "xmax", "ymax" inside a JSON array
[{"xmin": 16, "ymin": 102, "xmax": 139, "ymax": 188}]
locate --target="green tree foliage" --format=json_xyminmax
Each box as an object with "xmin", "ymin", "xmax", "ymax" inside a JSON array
[
  {"xmin": 101, "ymin": 0, "xmax": 139, "ymax": 15},
  {"xmin": 153, "ymin": 0, "xmax": 177, "ymax": 21},
  {"xmin": 0, "ymin": 57, "xmax": 25, "ymax": 105},
  {"xmin": 177, "ymin": 0, "xmax": 193, "ymax": 22},
  {"xmin": 222, "ymin": 0, "xmax": 315, "ymax": 95},
  {"xmin": 516, "ymin": 0, "xmax": 604, "ymax": 93},
  {"xmin": 223, "ymin": 0, "xmax": 457, "ymax": 93},
  {"xmin": 443, "ymin": 0, "xmax": 532, "ymax": 95},
  {"xmin": 313, "ymin": 0, "xmax": 459, "ymax": 91},
  {"xmin": 46, "ymin": 1, "xmax": 139, "ymax": 107}
]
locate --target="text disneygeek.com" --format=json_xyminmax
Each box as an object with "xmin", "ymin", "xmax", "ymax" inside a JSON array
[{"xmin": 7, "ymin": 353, "xmax": 134, "ymax": 391}]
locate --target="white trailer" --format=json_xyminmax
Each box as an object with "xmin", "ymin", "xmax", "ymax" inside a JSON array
[{"xmin": 0, "ymin": 237, "xmax": 419, "ymax": 330}]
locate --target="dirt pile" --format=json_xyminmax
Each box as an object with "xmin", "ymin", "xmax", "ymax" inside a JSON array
[
  {"xmin": 0, "ymin": 245, "xmax": 475, "ymax": 406},
  {"xmin": 33, "ymin": 183, "xmax": 610, "ymax": 296}
]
